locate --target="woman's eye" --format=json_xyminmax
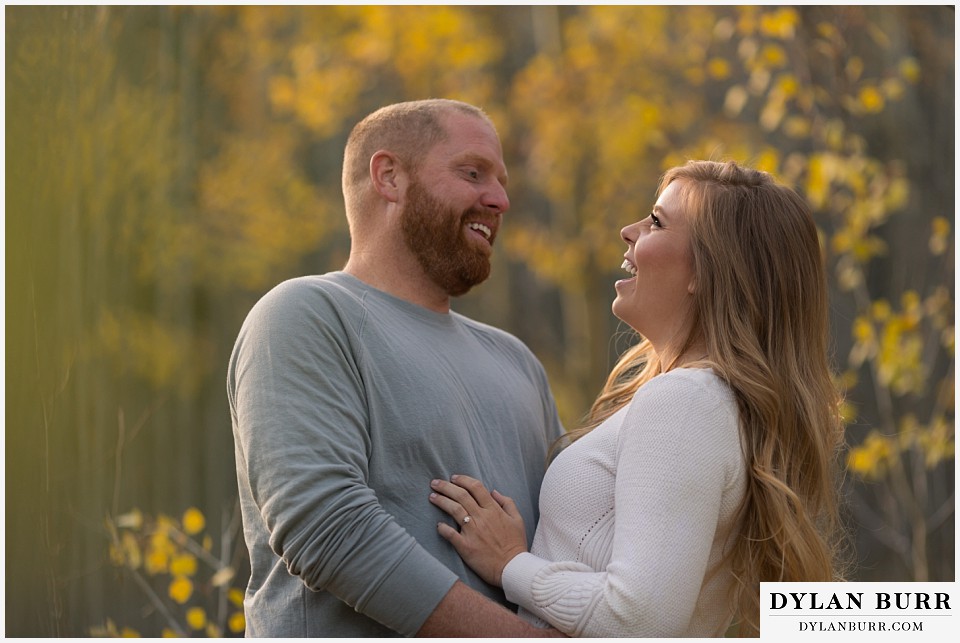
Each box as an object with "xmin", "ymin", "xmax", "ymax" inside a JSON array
[{"xmin": 650, "ymin": 213, "xmax": 662, "ymax": 228}]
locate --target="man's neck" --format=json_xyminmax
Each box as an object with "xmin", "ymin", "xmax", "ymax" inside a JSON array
[{"xmin": 343, "ymin": 254, "xmax": 451, "ymax": 314}]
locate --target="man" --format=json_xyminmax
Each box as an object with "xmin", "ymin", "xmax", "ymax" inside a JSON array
[{"xmin": 227, "ymin": 99, "xmax": 564, "ymax": 636}]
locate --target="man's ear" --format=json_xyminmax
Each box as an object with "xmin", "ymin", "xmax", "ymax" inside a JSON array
[{"xmin": 370, "ymin": 150, "xmax": 403, "ymax": 203}]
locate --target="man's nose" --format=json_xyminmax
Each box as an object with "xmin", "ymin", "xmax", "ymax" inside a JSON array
[{"xmin": 483, "ymin": 181, "xmax": 510, "ymax": 214}]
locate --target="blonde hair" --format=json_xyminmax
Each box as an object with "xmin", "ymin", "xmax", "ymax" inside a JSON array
[
  {"xmin": 572, "ymin": 160, "xmax": 845, "ymax": 635},
  {"xmin": 341, "ymin": 99, "xmax": 494, "ymax": 219}
]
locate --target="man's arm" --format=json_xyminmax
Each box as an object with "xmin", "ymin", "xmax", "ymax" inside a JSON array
[
  {"xmin": 231, "ymin": 281, "xmax": 459, "ymax": 634},
  {"xmin": 417, "ymin": 581, "xmax": 565, "ymax": 637}
]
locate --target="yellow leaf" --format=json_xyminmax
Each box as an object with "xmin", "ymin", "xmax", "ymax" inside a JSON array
[
  {"xmin": 754, "ymin": 149, "xmax": 779, "ymax": 174},
  {"xmin": 116, "ymin": 508, "xmax": 144, "ymax": 530},
  {"xmin": 212, "ymin": 566, "xmax": 236, "ymax": 587},
  {"xmin": 169, "ymin": 576, "xmax": 193, "ymax": 604},
  {"xmin": 229, "ymin": 612, "xmax": 246, "ymax": 634},
  {"xmin": 776, "ymin": 73, "xmax": 799, "ymax": 97},
  {"xmin": 161, "ymin": 628, "xmax": 179, "ymax": 638},
  {"xmin": 759, "ymin": 43, "xmax": 787, "ymax": 68},
  {"xmin": 723, "ymin": 85, "xmax": 749, "ymax": 117},
  {"xmin": 899, "ymin": 57, "xmax": 921, "ymax": 83},
  {"xmin": 853, "ymin": 317, "xmax": 875, "ymax": 343},
  {"xmin": 145, "ymin": 547, "xmax": 169, "ymax": 575},
  {"xmin": 871, "ymin": 300, "xmax": 892, "ymax": 321},
  {"xmin": 881, "ymin": 78, "xmax": 905, "ymax": 101},
  {"xmin": 186, "ymin": 607, "xmax": 207, "ymax": 630},
  {"xmin": 182, "ymin": 507, "xmax": 206, "ymax": 535},
  {"xmin": 858, "ymin": 85, "xmax": 885, "ymax": 113},
  {"xmin": 846, "ymin": 57, "xmax": 864, "ymax": 82},
  {"xmin": 930, "ymin": 216, "xmax": 950, "ymax": 255},
  {"xmin": 228, "ymin": 587, "xmax": 246, "ymax": 607},
  {"xmin": 783, "ymin": 116, "xmax": 810, "ymax": 138},
  {"xmin": 759, "ymin": 8, "xmax": 798, "ymax": 39},
  {"xmin": 121, "ymin": 532, "xmax": 142, "ymax": 570},
  {"xmin": 170, "ymin": 553, "xmax": 198, "ymax": 577},
  {"xmin": 707, "ymin": 57, "xmax": 730, "ymax": 80}
]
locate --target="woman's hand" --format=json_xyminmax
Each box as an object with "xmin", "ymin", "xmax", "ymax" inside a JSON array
[{"xmin": 429, "ymin": 475, "xmax": 528, "ymax": 587}]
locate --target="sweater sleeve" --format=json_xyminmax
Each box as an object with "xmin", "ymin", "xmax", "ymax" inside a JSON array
[
  {"xmin": 501, "ymin": 372, "xmax": 740, "ymax": 637},
  {"xmin": 229, "ymin": 281, "xmax": 458, "ymax": 635}
]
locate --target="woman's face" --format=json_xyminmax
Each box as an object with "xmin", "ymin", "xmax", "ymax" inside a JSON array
[{"xmin": 612, "ymin": 180, "xmax": 697, "ymax": 350}]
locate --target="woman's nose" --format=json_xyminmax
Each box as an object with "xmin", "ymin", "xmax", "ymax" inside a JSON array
[{"xmin": 621, "ymin": 222, "xmax": 639, "ymax": 244}]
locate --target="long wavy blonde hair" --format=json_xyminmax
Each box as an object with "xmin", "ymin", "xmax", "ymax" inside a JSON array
[{"xmin": 568, "ymin": 160, "xmax": 846, "ymax": 635}]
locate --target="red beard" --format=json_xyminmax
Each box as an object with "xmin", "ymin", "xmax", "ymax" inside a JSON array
[{"xmin": 400, "ymin": 180, "xmax": 494, "ymax": 297}]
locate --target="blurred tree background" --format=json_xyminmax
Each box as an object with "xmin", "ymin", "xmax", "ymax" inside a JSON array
[{"xmin": 5, "ymin": 5, "xmax": 954, "ymax": 637}]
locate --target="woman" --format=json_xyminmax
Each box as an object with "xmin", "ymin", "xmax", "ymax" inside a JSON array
[{"xmin": 429, "ymin": 160, "xmax": 846, "ymax": 637}]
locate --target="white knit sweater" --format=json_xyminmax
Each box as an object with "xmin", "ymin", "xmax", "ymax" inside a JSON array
[{"xmin": 501, "ymin": 368, "xmax": 747, "ymax": 637}]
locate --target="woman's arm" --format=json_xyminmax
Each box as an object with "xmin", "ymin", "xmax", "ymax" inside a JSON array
[{"xmin": 431, "ymin": 372, "xmax": 742, "ymax": 637}]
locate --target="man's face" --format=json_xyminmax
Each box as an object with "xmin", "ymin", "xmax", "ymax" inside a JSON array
[{"xmin": 398, "ymin": 112, "xmax": 510, "ymax": 297}]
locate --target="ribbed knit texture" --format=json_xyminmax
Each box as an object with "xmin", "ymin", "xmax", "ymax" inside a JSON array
[{"xmin": 502, "ymin": 368, "xmax": 746, "ymax": 637}]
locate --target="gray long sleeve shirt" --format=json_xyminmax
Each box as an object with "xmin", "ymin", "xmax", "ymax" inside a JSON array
[{"xmin": 227, "ymin": 272, "xmax": 564, "ymax": 636}]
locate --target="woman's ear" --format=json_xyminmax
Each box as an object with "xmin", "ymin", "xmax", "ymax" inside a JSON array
[
  {"xmin": 687, "ymin": 278, "xmax": 696, "ymax": 295},
  {"xmin": 370, "ymin": 150, "xmax": 403, "ymax": 203}
]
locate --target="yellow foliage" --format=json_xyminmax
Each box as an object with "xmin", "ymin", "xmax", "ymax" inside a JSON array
[
  {"xmin": 186, "ymin": 607, "xmax": 207, "ymax": 630},
  {"xmin": 847, "ymin": 432, "xmax": 894, "ymax": 480},
  {"xmin": 858, "ymin": 85, "xmax": 886, "ymax": 113},
  {"xmin": 783, "ymin": 116, "xmax": 810, "ymax": 139},
  {"xmin": 707, "ymin": 57, "xmax": 731, "ymax": 80},
  {"xmin": 723, "ymin": 85, "xmax": 749, "ymax": 117},
  {"xmin": 90, "ymin": 308, "xmax": 211, "ymax": 396},
  {"xmin": 899, "ymin": 56, "xmax": 921, "ymax": 83},
  {"xmin": 754, "ymin": 149, "xmax": 780, "ymax": 174},
  {"xmin": 170, "ymin": 553, "xmax": 198, "ymax": 578},
  {"xmin": 759, "ymin": 43, "xmax": 787, "ymax": 68},
  {"xmin": 229, "ymin": 612, "xmax": 247, "ymax": 634},
  {"xmin": 168, "ymin": 576, "xmax": 193, "ymax": 604},
  {"xmin": 116, "ymin": 508, "xmax": 144, "ymax": 530},
  {"xmin": 882, "ymin": 77, "xmax": 905, "ymax": 101},
  {"xmin": 929, "ymin": 216, "xmax": 951, "ymax": 255},
  {"xmin": 229, "ymin": 587, "xmax": 245, "ymax": 607},
  {"xmin": 182, "ymin": 508, "xmax": 206, "ymax": 536},
  {"xmin": 758, "ymin": 7, "xmax": 798, "ymax": 39},
  {"xmin": 121, "ymin": 532, "xmax": 142, "ymax": 570},
  {"xmin": 146, "ymin": 547, "xmax": 170, "ymax": 575},
  {"xmin": 211, "ymin": 566, "xmax": 236, "ymax": 587},
  {"xmin": 846, "ymin": 56, "xmax": 864, "ymax": 83}
]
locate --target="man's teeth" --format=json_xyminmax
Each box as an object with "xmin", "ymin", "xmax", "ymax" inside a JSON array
[
  {"xmin": 621, "ymin": 259, "xmax": 638, "ymax": 276},
  {"xmin": 468, "ymin": 222, "xmax": 492, "ymax": 240}
]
